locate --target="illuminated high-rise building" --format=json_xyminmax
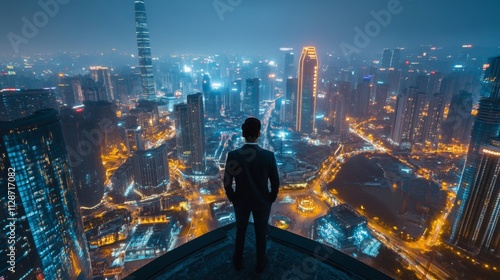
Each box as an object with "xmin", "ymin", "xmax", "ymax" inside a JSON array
[
  {"xmin": 58, "ymin": 75, "xmax": 83, "ymax": 107},
  {"xmin": 135, "ymin": 0, "xmax": 156, "ymax": 101},
  {"xmin": 0, "ymin": 88, "xmax": 58, "ymax": 121},
  {"xmin": 450, "ymin": 57, "xmax": 500, "ymax": 247},
  {"xmin": 228, "ymin": 79, "xmax": 242, "ymax": 114},
  {"xmin": 390, "ymin": 48, "xmax": 401, "ymax": 70},
  {"xmin": 136, "ymin": 99, "xmax": 160, "ymax": 128},
  {"xmin": 381, "ymin": 48, "xmax": 392, "ymax": 69},
  {"xmin": 125, "ymin": 126, "xmax": 145, "ymax": 155},
  {"xmin": 449, "ymin": 139, "xmax": 500, "ymax": 256},
  {"xmin": 0, "ymin": 109, "xmax": 92, "ymax": 279},
  {"xmin": 187, "ymin": 92, "xmax": 206, "ymax": 174},
  {"xmin": 374, "ymin": 83, "xmax": 389, "ymax": 113},
  {"xmin": 296, "ymin": 46, "xmax": 318, "ymax": 133},
  {"xmin": 202, "ymin": 73, "xmax": 211, "ymax": 94},
  {"xmin": 60, "ymin": 106, "xmax": 106, "ymax": 208},
  {"xmin": 283, "ymin": 78, "xmax": 298, "ymax": 124},
  {"xmin": 244, "ymin": 78, "xmax": 260, "ymax": 117},
  {"xmin": 409, "ymin": 90, "xmax": 427, "ymax": 143},
  {"xmin": 90, "ymin": 66, "xmax": 115, "ymax": 101},
  {"xmin": 282, "ymin": 48, "xmax": 295, "ymax": 79},
  {"xmin": 327, "ymin": 84, "xmax": 348, "ymax": 142},
  {"xmin": 205, "ymin": 90, "xmax": 221, "ymax": 119},
  {"xmin": 82, "ymin": 76, "xmax": 107, "ymax": 102},
  {"xmin": 391, "ymin": 89, "xmax": 415, "ymax": 145},
  {"xmin": 133, "ymin": 144, "xmax": 169, "ymax": 196},
  {"xmin": 174, "ymin": 103, "xmax": 190, "ymax": 161},
  {"xmin": 423, "ymin": 92, "xmax": 445, "ymax": 149},
  {"xmin": 352, "ymin": 76, "xmax": 371, "ymax": 118}
]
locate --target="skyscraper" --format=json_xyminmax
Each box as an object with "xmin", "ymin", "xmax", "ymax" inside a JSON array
[
  {"xmin": 174, "ymin": 103, "xmax": 190, "ymax": 161},
  {"xmin": 441, "ymin": 91, "xmax": 474, "ymax": 144},
  {"xmin": 409, "ymin": 90, "xmax": 427, "ymax": 143},
  {"xmin": 381, "ymin": 48, "xmax": 392, "ymax": 69},
  {"xmin": 133, "ymin": 144, "xmax": 170, "ymax": 196},
  {"xmin": 423, "ymin": 92, "xmax": 445, "ymax": 149},
  {"xmin": 450, "ymin": 57, "xmax": 500, "ymax": 247},
  {"xmin": 244, "ymin": 78, "xmax": 260, "ymax": 117},
  {"xmin": 449, "ymin": 139, "xmax": 500, "ymax": 255},
  {"xmin": 84, "ymin": 100, "xmax": 121, "ymax": 153},
  {"xmin": 187, "ymin": 92, "xmax": 206, "ymax": 174},
  {"xmin": 283, "ymin": 49, "xmax": 295, "ymax": 79},
  {"xmin": 296, "ymin": 46, "xmax": 318, "ymax": 133},
  {"xmin": 352, "ymin": 76, "xmax": 371, "ymax": 118},
  {"xmin": 390, "ymin": 48, "xmax": 401, "ymax": 70},
  {"xmin": 58, "ymin": 74, "xmax": 83, "ymax": 107},
  {"xmin": 284, "ymin": 78, "xmax": 298, "ymax": 125},
  {"xmin": 391, "ymin": 89, "xmax": 415, "ymax": 145},
  {"xmin": 374, "ymin": 83, "xmax": 389, "ymax": 114},
  {"xmin": 135, "ymin": 0, "xmax": 156, "ymax": 101},
  {"xmin": 202, "ymin": 73, "xmax": 211, "ymax": 94},
  {"xmin": 90, "ymin": 66, "xmax": 115, "ymax": 101},
  {"xmin": 327, "ymin": 85, "xmax": 348, "ymax": 142},
  {"xmin": 60, "ymin": 106, "xmax": 106, "ymax": 208},
  {"xmin": 228, "ymin": 79, "xmax": 242, "ymax": 114},
  {"xmin": 0, "ymin": 109, "xmax": 92, "ymax": 279},
  {"xmin": 82, "ymin": 76, "xmax": 107, "ymax": 102},
  {"xmin": 0, "ymin": 88, "xmax": 58, "ymax": 121}
]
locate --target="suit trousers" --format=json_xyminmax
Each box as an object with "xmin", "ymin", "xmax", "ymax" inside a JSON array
[{"xmin": 233, "ymin": 204, "xmax": 271, "ymax": 263}]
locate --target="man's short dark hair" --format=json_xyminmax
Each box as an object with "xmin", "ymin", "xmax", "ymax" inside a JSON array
[{"xmin": 242, "ymin": 117, "xmax": 261, "ymax": 141}]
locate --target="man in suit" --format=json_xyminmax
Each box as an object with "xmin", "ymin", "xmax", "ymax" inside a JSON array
[{"xmin": 224, "ymin": 117, "xmax": 280, "ymax": 273}]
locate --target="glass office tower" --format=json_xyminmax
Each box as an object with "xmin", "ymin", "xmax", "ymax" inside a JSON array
[
  {"xmin": 450, "ymin": 57, "xmax": 500, "ymax": 251},
  {"xmin": 296, "ymin": 46, "xmax": 319, "ymax": 133},
  {"xmin": 135, "ymin": 0, "xmax": 156, "ymax": 101},
  {"xmin": 0, "ymin": 109, "xmax": 92, "ymax": 280}
]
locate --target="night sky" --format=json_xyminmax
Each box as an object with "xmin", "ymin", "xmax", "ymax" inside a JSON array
[{"xmin": 1, "ymin": 0, "xmax": 499, "ymax": 56}]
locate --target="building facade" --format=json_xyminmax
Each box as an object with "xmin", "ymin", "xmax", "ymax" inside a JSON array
[
  {"xmin": 135, "ymin": 0, "xmax": 156, "ymax": 101},
  {"xmin": 187, "ymin": 92, "xmax": 206, "ymax": 174},
  {"xmin": 0, "ymin": 109, "xmax": 92, "ymax": 280},
  {"xmin": 133, "ymin": 144, "xmax": 170, "ymax": 196},
  {"xmin": 60, "ymin": 106, "xmax": 106, "ymax": 208},
  {"xmin": 450, "ymin": 57, "xmax": 500, "ymax": 249},
  {"xmin": 296, "ymin": 46, "xmax": 318, "ymax": 133},
  {"xmin": 0, "ymin": 88, "xmax": 58, "ymax": 121}
]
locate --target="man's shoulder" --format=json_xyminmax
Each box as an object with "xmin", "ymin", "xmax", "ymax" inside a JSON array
[
  {"xmin": 228, "ymin": 147, "xmax": 246, "ymax": 157},
  {"xmin": 259, "ymin": 147, "xmax": 275, "ymax": 158}
]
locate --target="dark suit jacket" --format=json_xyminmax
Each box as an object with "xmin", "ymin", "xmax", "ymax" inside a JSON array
[{"xmin": 224, "ymin": 144, "xmax": 280, "ymax": 209}]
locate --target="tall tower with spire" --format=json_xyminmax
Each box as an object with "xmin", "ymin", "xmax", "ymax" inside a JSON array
[
  {"xmin": 449, "ymin": 57, "xmax": 500, "ymax": 253},
  {"xmin": 135, "ymin": 0, "xmax": 156, "ymax": 101}
]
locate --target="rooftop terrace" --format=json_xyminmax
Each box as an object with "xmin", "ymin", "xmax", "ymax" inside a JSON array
[{"xmin": 124, "ymin": 222, "xmax": 392, "ymax": 280}]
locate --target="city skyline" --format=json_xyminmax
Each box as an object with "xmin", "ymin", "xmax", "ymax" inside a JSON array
[
  {"xmin": 3, "ymin": 1, "xmax": 500, "ymax": 279},
  {"xmin": 0, "ymin": 1, "xmax": 499, "ymax": 56}
]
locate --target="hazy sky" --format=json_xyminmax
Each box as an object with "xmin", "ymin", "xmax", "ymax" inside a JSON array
[{"xmin": 1, "ymin": 0, "xmax": 499, "ymax": 57}]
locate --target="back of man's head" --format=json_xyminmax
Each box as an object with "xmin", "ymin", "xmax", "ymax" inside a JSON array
[{"xmin": 242, "ymin": 117, "xmax": 261, "ymax": 142}]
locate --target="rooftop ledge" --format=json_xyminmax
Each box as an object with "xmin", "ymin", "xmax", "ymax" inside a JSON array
[{"xmin": 124, "ymin": 222, "xmax": 393, "ymax": 280}]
